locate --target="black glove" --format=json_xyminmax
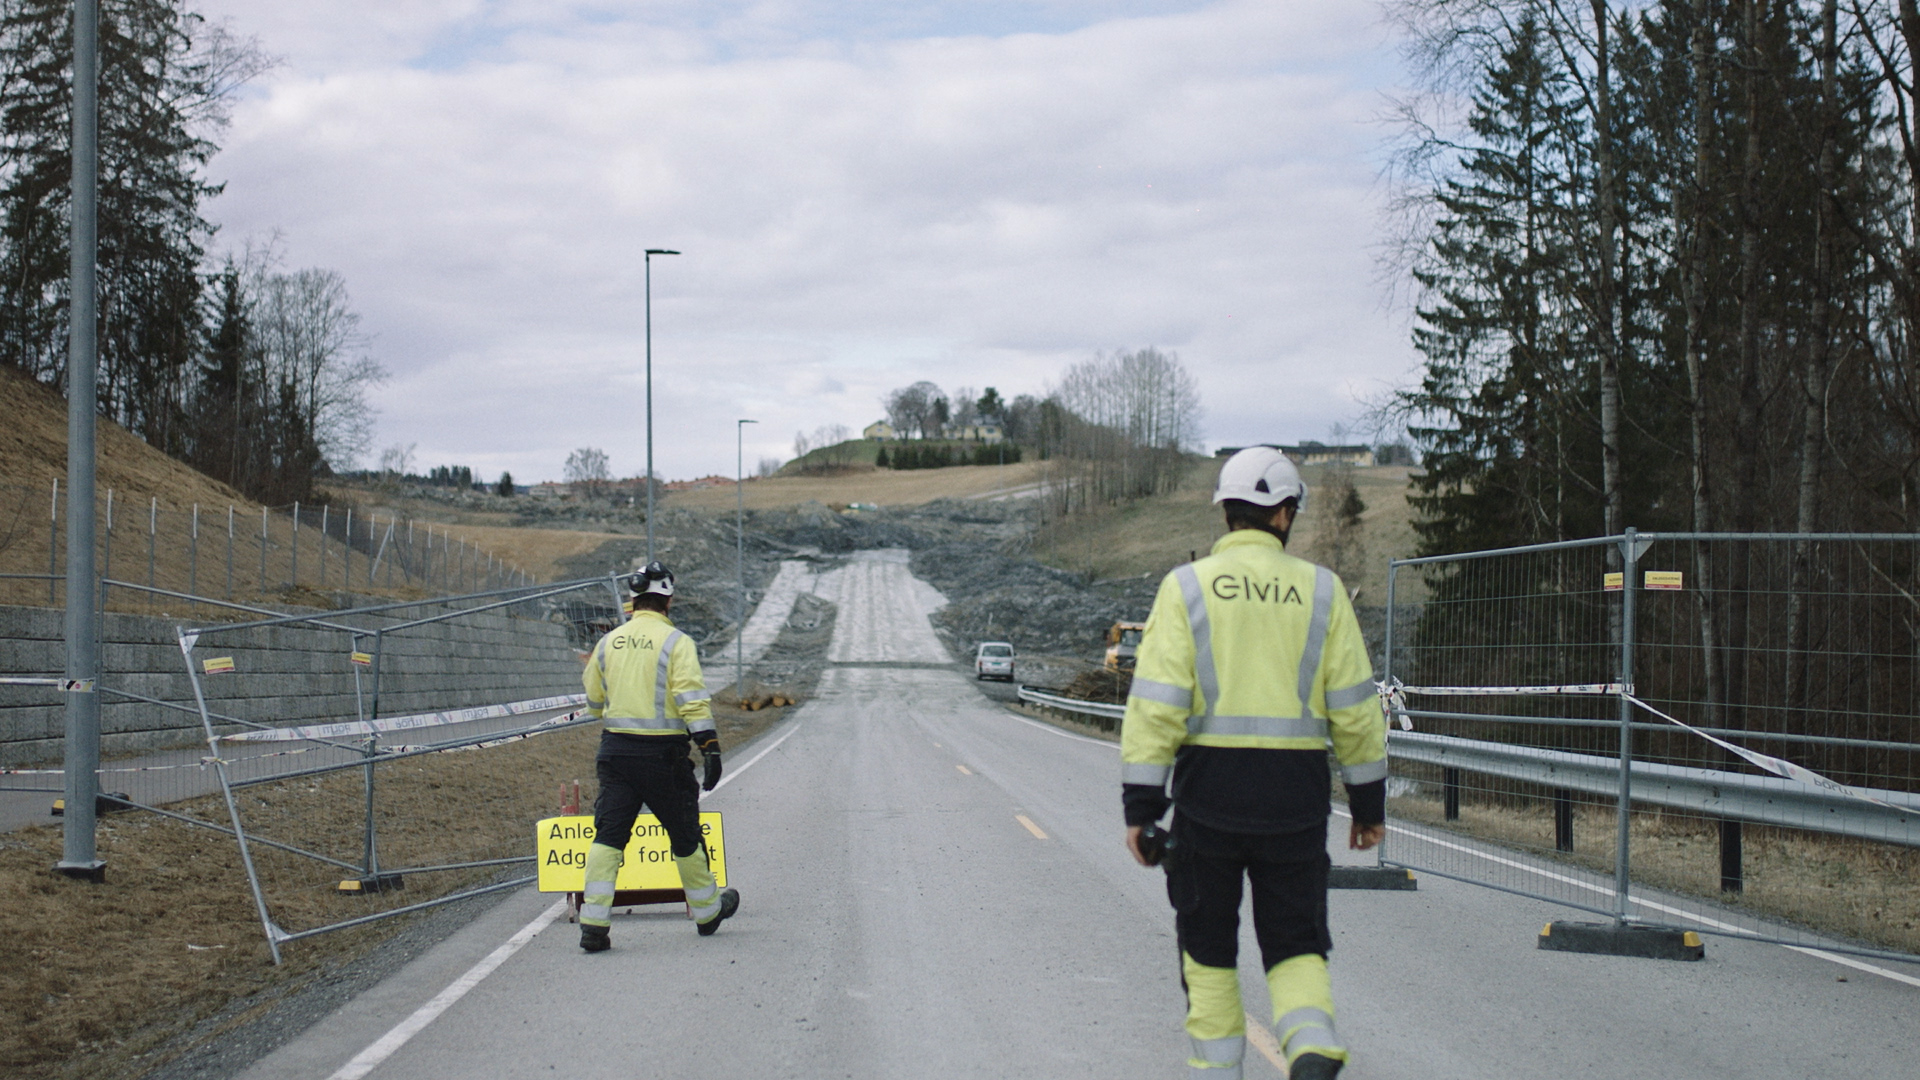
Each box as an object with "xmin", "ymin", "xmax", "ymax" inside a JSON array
[{"xmin": 702, "ymin": 750, "xmax": 723, "ymax": 791}]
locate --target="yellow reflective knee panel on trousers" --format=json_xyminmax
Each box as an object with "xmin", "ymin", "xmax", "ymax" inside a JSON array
[
  {"xmin": 579, "ymin": 842, "xmax": 623, "ymax": 928},
  {"xmin": 1182, "ymin": 952, "xmax": 1246, "ymax": 1077},
  {"xmin": 1267, "ymin": 954, "xmax": 1346, "ymax": 1064},
  {"xmin": 675, "ymin": 844, "xmax": 722, "ymax": 924}
]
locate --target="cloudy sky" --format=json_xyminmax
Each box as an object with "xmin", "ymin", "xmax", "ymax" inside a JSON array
[{"xmin": 192, "ymin": 0, "xmax": 1416, "ymax": 484}]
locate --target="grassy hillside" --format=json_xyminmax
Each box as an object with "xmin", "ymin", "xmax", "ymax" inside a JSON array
[
  {"xmin": 667, "ymin": 460, "xmax": 1043, "ymax": 511},
  {"xmin": 1032, "ymin": 458, "xmax": 1428, "ymax": 606},
  {"xmin": 0, "ymin": 367, "xmax": 527, "ymax": 610}
]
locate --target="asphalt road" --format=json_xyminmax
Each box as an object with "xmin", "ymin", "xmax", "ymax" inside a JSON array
[{"xmin": 234, "ymin": 549, "xmax": 1916, "ymax": 1080}]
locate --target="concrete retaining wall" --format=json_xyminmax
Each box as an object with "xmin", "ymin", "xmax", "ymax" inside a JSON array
[{"xmin": 0, "ymin": 603, "xmax": 585, "ymax": 766}]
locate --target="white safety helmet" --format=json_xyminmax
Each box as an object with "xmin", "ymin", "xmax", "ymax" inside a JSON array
[
  {"xmin": 1213, "ymin": 446, "xmax": 1308, "ymax": 512},
  {"xmin": 625, "ymin": 560, "xmax": 675, "ymax": 598}
]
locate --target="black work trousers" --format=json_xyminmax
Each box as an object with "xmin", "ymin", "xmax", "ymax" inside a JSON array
[
  {"xmin": 593, "ymin": 746, "xmax": 704, "ymax": 858},
  {"xmin": 1166, "ymin": 813, "xmax": 1332, "ymax": 971}
]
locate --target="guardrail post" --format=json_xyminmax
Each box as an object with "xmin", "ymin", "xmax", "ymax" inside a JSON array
[
  {"xmin": 1443, "ymin": 767, "xmax": 1460, "ymax": 821},
  {"xmin": 1719, "ymin": 819, "xmax": 1743, "ymax": 893},
  {"xmin": 1614, "ymin": 528, "xmax": 1641, "ymax": 923},
  {"xmin": 1554, "ymin": 789, "xmax": 1574, "ymax": 853}
]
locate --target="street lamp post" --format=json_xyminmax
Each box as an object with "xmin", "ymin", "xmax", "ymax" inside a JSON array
[
  {"xmin": 736, "ymin": 418, "xmax": 757, "ymax": 697},
  {"xmin": 643, "ymin": 248, "xmax": 679, "ymax": 563}
]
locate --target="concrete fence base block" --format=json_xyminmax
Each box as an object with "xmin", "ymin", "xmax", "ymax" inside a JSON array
[
  {"xmin": 1329, "ymin": 866, "xmax": 1418, "ymax": 890},
  {"xmin": 1538, "ymin": 920, "xmax": 1705, "ymax": 961}
]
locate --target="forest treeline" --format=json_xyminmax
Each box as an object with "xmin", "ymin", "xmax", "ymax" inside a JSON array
[
  {"xmin": 1389, "ymin": 0, "xmax": 1920, "ymax": 554},
  {"xmin": 0, "ymin": 0, "xmax": 378, "ymax": 505},
  {"xmin": 869, "ymin": 348, "xmax": 1202, "ymax": 511}
]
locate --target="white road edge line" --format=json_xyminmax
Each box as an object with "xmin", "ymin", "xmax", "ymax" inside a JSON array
[
  {"xmin": 1004, "ymin": 707, "xmax": 1120, "ymax": 748},
  {"xmin": 326, "ymin": 898, "xmax": 566, "ymax": 1080},
  {"xmin": 328, "ymin": 718, "xmax": 806, "ymax": 1079},
  {"xmin": 1332, "ymin": 806, "xmax": 1920, "ymax": 989}
]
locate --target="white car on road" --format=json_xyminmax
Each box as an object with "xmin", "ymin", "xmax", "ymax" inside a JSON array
[{"xmin": 974, "ymin": 641, "xmax": 1015, "ymax": 681}]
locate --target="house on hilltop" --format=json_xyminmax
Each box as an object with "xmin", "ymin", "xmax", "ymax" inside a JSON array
[
  {"xmin": 863, "ymin": 420, "xmax": 897, "ymax": 441},
  {"xmin": 952, "ymin": 422, "xmax": 1004, "ymax": 443}
]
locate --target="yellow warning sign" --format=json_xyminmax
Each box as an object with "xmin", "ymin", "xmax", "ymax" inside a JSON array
[
  {"xmin": 350, "ymin": 651, "xmax": 374, "ymax": 666},
  {"xmin": 1644, "ymin": 570, "xmax": 1684, "ymax": 591},
  {"xmin": 202, "ymin": 656, "xmax": 235, "ymax": 674},
  {"xmin": 535, "ymin": 813, "xmax": 726, "ymax": 892},
  {"xmin": 1603, "ymin": 572, "xmax": 1624, "ymax": 592}
]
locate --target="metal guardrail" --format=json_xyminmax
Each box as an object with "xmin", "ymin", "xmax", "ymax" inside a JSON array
[
  {"xmin": 1391, "ymin": 730, "xmax": 1920, "ymax": 848},
  {"xmin": 1017, "ymin": 686, "xmax": 1127, "ymax": 721}
]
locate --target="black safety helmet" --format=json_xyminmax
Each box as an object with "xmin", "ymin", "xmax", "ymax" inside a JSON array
[{"xmin": 625, "ymin": 560, "xmax": 675, "ymax": 598}]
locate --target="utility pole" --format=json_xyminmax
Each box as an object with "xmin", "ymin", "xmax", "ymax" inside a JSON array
[
  {"xmin": 58, "ymin": 0, "xmax": 104, "ymax": 882},
  {"xmin": 643, "ymin": 248, "xmax": 679, "ymax": 563},
  {"xmin": 736, "ymin": 418, "xmax": 757, "ymax": 696}
]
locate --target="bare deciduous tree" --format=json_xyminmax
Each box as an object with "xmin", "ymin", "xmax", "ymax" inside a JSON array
[
  {"xmin": 1042, "ymin": 347, "xmax": 1203, "ymax": 516},
  {"xmin": 565, "ymin": 446, "xmax": 611, "ymax": 496}
]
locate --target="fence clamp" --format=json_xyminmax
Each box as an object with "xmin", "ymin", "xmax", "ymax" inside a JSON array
[{"xmin": 1377, "ymin": 677, "xmax": 1413, "ymax": 731}]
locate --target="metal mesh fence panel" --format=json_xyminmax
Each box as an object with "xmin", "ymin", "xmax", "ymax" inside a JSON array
[
  {"xmin": 156, "ymin": 579, "xmax": 617, "ymax": 961},
  {"xmin": 1382, "ymin": 533, "xmax": 1920, "ymax": 964},
  {"xmin": 1381, "ymin": 537, "xmax": 1627, "ymax": 918}
]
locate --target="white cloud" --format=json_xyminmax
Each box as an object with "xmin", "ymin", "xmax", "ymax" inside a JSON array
[{"xmin": 193, "ymin": 0, "xmax": 1412, "ymax": 480}]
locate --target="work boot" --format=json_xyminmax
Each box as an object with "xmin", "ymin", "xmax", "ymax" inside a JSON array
[
  {"xmin": 1287, "ymin": 1053, "xmax": 1343, "ymax": 1080},
  {"xmin": 579, "ymin": 924, "xmax": 610, "ymax": 953},
  {"xmin": 696, "ymin": 888, "xmax": 740, "ymax": 936}
]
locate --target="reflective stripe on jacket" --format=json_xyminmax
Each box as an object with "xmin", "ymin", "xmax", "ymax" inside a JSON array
[
  {"xmin": 1120, "ymin": 529, "xmax": 1386, "ymax": 787},
  {"xmin": 582, "ymin": 610, "xmax": 715, "ymax": 737}
]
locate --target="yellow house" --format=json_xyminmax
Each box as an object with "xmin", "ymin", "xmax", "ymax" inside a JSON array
[{"xmin": 863, "ymin": 420, "xmax": 897, "ymax": 441}]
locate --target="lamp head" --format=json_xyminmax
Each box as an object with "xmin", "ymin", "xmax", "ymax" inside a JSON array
[{"xmin": 644, "ymin": 248, "xmax": 680, "ymax": 256}]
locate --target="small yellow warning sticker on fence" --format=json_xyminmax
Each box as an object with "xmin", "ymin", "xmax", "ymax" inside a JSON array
[
  {"xmin": 535, "ymin": 813, "xmax": 726, "ymax": 892},
  {"xmin": 1603, "ymin": 572, "xmax": 1624, "ymax": 592},
  {"xmin": 201, "ymin": 657, "xmax": 235, "ymax": 675},
  {"xmin": 350, "ymin": 652, "xmax": 373, "ymax": 666},
  {"xmin": 1644, "ymin": 570, "xmax": 1684, "ymax": 591}
]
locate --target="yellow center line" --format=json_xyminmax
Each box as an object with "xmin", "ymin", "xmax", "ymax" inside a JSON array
[
  {"xmin": 1245, "ymin": 1015, "xmax": 1287, "ymax": 1072},
  {"xmin": 955, "ymin": 764, "xmax": 972, "ymax": 775},
  {"xmin": 1015, "ymin": 814, "xmax": 1048, "ymax": 840}
]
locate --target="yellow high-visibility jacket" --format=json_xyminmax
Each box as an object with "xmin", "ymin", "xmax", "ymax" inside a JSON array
[
  {"xmin": 1121, "ymin": 530, "xmax": 1387, "ymax": 821},
  {"xmin": 583, "ymin": 610, "xmax": 715, "ymax": 738}
]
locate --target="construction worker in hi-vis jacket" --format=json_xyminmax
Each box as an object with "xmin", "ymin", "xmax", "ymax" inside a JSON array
[
  {"xmin": 577, "ymin": 561, "xmax": 739, "ymax": 952},
  {"xmin": 1120, "ymin": 447, "xmax": 1389, "ymax": 1080}
]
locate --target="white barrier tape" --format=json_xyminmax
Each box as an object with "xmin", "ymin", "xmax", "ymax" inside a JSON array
[
  {"xmin": 1393, "ymin": 682, "xmax": 1631, "ymax": 697},
  {"xmin": 1621, "ymin": 694, "xmax": 1901, "ymax": 811},
  {"xmin": 0, "ymin": 677, "xmax": 94, "ymax": 691},
  {"xmin": 387, "ymin": 712, "xmax": 583, "ymax": 755},
  {"xmin": 1376, "ymin": 680, "xmax": 1414, "ymax": 731},
  {"xmin": 1376, "ymin": 677, "xmax": 1900, "ymax": 811},
  {"xmin": 221, "ymin": 693, "xmax": 588, "ymax": 743}
]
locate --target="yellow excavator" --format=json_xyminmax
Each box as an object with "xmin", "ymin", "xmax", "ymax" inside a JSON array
[{"xmin": 1103, "ymin": 621, "xmax": 1147, "ymax": 672}]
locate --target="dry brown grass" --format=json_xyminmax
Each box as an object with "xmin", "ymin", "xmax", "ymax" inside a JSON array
[
  {"xmin": 383, "ymin": 524, "xmax": 626, "ymax": 584},
  {"xmin": 0, "ymin": 700, "xmax": 789, "ymax": 1080},
  {"xmin": 1389, "ymin": 792, "xmax": 1920, "ymax": 955},
  {"xmin": 1032, "ymin": 461, "xmax": 1428, "ymax": 603},
  {"xmin": 664, "ymin": 461, "xmax": 1044, "ymax": 512}
]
